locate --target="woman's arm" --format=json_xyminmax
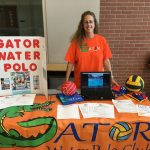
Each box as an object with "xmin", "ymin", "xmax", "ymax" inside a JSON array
[
  {"xmin": 57, "ymin": 62, "xmax": 74, "ymax": 90},
  {"xmin": 104, "ymin": 59, "xmax": 119, "ymax": 86},
  {"xmin": 65, "ymin": 62, "xmax": 74, "ymax": 81}
]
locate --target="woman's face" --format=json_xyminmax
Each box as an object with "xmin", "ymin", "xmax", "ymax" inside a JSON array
[{"xmin": 83, "ymin": 15, "xmax": 95, "ymax": 36}]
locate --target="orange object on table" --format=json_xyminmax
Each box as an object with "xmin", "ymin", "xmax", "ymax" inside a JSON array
[{"xmin": 0, "ymin": 95, "xmax": 150, "ymax": 150}]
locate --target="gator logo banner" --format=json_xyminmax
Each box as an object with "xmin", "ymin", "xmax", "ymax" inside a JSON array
[
  {"xmin": 0, "ymin": 96, "xmax": 57, "ymax": 149},
  {"xmin": 47, "ymin": 122, "xmax": 150, "ymax": 150},
  {"xmin": 0, "ymin": 96, "xmax": 150, "ymax": 150}
]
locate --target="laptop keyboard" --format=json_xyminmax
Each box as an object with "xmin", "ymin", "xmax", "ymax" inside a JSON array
[{"xmin": 81, "ymin": 88, "xmax": 114, "ymax": 100}]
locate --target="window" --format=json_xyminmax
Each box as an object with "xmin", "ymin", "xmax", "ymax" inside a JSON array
[{"xmin": 0, "ymin": 0, "xmax": 44, "ymax": 36}]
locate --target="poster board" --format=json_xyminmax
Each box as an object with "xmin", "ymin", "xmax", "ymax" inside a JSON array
[{"xmin": 0, "ymin": 36, "xmax": 48, "ymax": 98}]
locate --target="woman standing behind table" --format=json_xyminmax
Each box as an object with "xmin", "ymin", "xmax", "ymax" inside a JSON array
[{"xmin": 65, "ymin": 10, "xmax": 119, "ymax": 88}]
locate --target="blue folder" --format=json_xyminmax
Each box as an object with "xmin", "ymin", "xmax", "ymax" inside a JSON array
[{"xmin": 56, "ymin": 92, "xmax": 84, "ymax": 105}]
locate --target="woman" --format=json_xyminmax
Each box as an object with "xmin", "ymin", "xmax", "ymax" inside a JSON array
[{"xmin": 65, "ymin": 10, "xmax": 118, "ymax": 88}]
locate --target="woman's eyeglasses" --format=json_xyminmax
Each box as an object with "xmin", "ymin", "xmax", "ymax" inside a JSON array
[{"xmin": 83, "ymin": 20, "xmax": 94, "ymax": 25}]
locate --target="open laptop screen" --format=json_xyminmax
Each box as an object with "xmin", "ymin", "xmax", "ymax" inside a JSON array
[
  {"xmin": 81, "ymin": 72, "xmax": 113, "ymax": 100},
  {"xmin": 81, "ymin": 72, "xmax": 111, "ymax": 88}
]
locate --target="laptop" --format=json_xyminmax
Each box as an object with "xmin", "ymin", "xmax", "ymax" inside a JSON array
[{"xmin": 81, "ymin": 72, "xmax": 114, "ymax": 100}]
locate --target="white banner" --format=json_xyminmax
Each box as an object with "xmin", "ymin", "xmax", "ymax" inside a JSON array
[{"xmin": 0, "ymin": 36, "xmax": 48, "ymax": 98}]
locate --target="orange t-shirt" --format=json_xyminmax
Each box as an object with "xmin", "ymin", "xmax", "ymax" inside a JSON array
[{"xmin": 65, "ymin": 34, "xmax": 112, "ymax": 88}]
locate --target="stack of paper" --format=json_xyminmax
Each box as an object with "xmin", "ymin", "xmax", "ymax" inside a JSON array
[
  {"xmin": 57, "ymin": 104, "xmax": 80, "ymax": 119},
  {"xmin": 0, "ymin": 94, "xmax": 36, "ymax": 109},
  {"xmin": 112, "ymin": 99, "xmax": 137, "ymax": 113},
  {"xmin": 136, "ymin": 105, "xmax": 150, "ymax": 117},
  {"xmin": 78, "ymin": 103, "xmax": 115, "ymax": 118}
]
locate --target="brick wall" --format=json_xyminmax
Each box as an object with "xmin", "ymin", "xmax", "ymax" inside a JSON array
[{"xmin": 99, "ymin": 0, "xmax": 150, "ymax": 96}]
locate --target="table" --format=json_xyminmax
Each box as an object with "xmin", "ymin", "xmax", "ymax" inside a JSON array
[{"xmin": 0, "ymin": 95, "xmax": 150, "ymax": 150}]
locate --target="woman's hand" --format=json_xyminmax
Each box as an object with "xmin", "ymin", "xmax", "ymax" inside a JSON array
[{"xmin": 111, "ymin": 77, "xmax": 119, "ymax": 86}]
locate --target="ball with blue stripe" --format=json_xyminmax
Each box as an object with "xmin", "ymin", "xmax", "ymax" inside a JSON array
[{"xmin": 109, "ymin": 122, "xmax": 132, "ymax": 141}]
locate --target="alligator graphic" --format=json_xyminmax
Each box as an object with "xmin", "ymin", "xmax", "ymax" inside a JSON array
[{"xmin": 0, "ymin": 101, "xmax": 57, "ymax": 147}]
